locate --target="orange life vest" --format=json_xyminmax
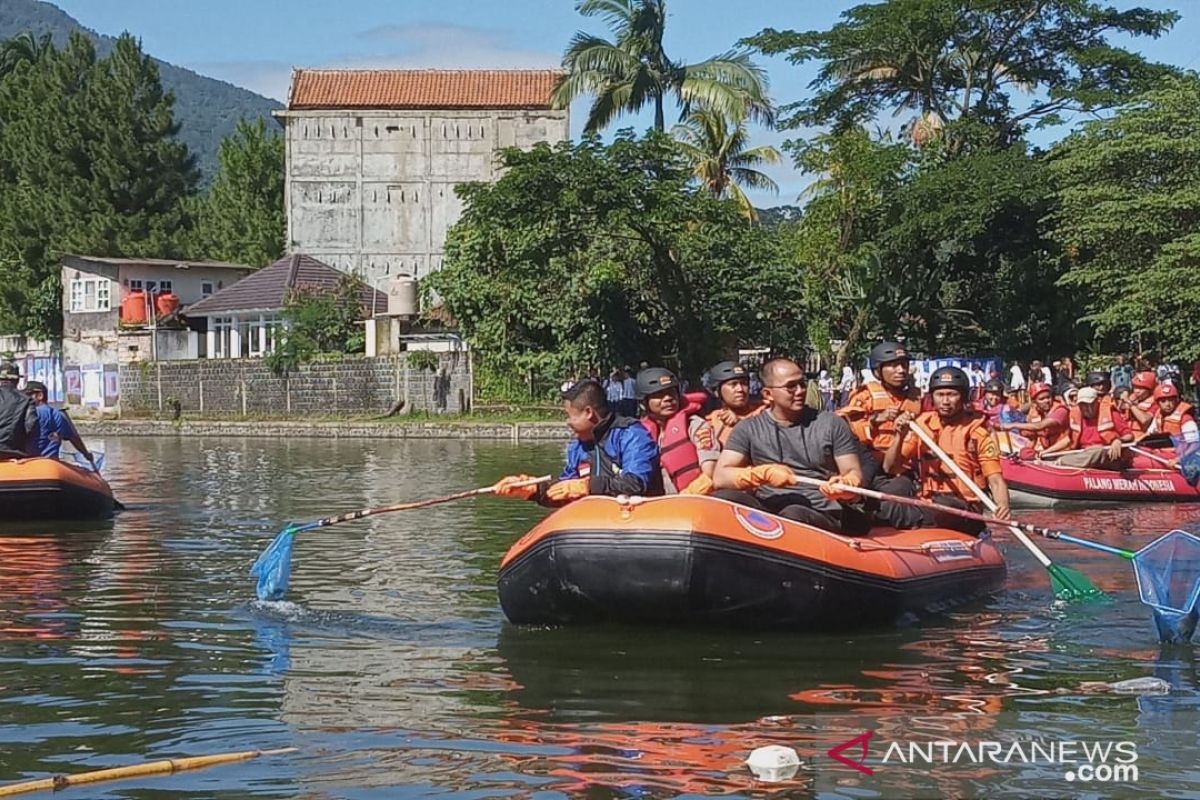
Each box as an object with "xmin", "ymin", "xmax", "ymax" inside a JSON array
[
  {"xmin": 641, "ymin": 397, "xmax": 705, "ymax": 492},
  {"xmin": 839, "ymin": 381, "xmax": 922, "ymax": 457},
  {"xmin": 1124, "ymin": 396, "xmax": 1156, "ymax": 434},
  {"xmin": 1068, "ymin": 397, "xmax": 1119, "ymax": 448},
  {"xmin": 912, "ymin": 411, "xmax": 991, "ymax": 505},
  {"xmin": 1027, "ymin": 400, "xmax": 1069, "ymax": 452},
  {"xmin": 1156, "ymin": 402, "xmax": 1196, "ymax": 437},
  {"xmin": 706, "ymin": 402, "xmax": 766, "ymax": 448}
]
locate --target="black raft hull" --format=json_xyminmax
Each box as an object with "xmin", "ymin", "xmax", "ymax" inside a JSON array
[{"xmin": 498, "ymin": 496, "xmax": 1006, "ymax": 631}]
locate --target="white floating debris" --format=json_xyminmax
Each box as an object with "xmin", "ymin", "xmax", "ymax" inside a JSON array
[
  {"xmin": 746, "ymin": 745, "xmax": 800, "ymax": 782},
  {"xmin": 1108, "ymin": 676, "xmax": 1171, "ymax": 695}
]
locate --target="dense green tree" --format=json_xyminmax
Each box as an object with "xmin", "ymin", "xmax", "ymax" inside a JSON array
[
  {"xmin": 0, "ymin": 31, "xmax": 51, "ymax": 77},
  {"xmin": 747, "ymin": 0, "xmax": 1177, "ymax": 142},
  {"xmin": 426, "ymin": 131, "xmax": 797, "ymax": 391},
  {"xmin": 781, "ymin": 127, "xmax": 910, "ymax": 364},
  {"xmin": 1050, "ymin": 76, "xmax": 1200, "ymax": 361},
  {"xmin": 0, "ymin": 32, "xmax": 195, "ymax": 339},
  {"xmin": 671, "ymin": 107, "xmax": 781, "ymax": 223},
  {"xmin": 877, "ymin": 143, "xmax": 1074, "ymax": 356},
  {"xmin": 264, "ymin": 274, "xmax": 369, "ymax": 375},
  {"xmin": 552, "ymin": 0, "xmax": 772, "ymax": 133},
  {"xmin": 189, "ymin": 117, "xmax": 285, "ymax": 266}
]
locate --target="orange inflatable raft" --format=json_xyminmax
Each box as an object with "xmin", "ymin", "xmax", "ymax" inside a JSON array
[
  {"xmin": 499, "ymin": 495, "xmax": 1006, "ymax": 630},
  {"xmin": 0, "ymin": 457, "xmax": 115, "ymax": 520}
]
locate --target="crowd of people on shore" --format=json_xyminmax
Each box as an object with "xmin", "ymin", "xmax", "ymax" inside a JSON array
[{"xmin": 496, "ymin": 344, "xmax": 1198, "ymax": 537}]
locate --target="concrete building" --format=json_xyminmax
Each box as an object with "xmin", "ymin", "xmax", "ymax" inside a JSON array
[
  {"xmin": 275, "ymin": 69, "xmax": 569, "ymax": 287},
  {"xmin": 60, "ymin": 255, "xmax": 253, "ymax": 409},
  {"xmin": 184, "ymin": 253, "xmax": 386, "ymax": 359}
]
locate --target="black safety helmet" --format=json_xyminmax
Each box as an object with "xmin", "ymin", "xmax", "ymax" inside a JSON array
[
  {"xmin": 1086, "ymin": 370, "xmax": 1111, "ymax": 388},
  {"xmin": 708, "ymin": 361, "xmax": 749, "ymax": 387},
  {"xmin": 870, "ymin": 341, "xmax": 910, "ymax": 367},
  {"xmin": 23, "ymin": 380, "xmax": 47, "ymax": 395},
  {"xmin": 928, "ymin": 366, "xmax": 970, "ymax": 396},
  {"xmin": 983, "ymin": 379, "xmax": 1005, "ymax": 395},
  {"xmin": 0, "ymin": 362, "xmax": 19, "ymax": 381},
  {"xmin": 635, "ymin": 367, "xmax": 680, "ymax": 400}
]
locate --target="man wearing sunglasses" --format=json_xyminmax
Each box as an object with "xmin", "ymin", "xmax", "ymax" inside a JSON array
[{"xmin": 713, "ymin": 357, "xmax": 868, "ymax": 534}]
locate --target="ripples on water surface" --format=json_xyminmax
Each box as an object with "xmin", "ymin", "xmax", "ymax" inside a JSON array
[{"xmin": 0, "ymin": 437, "xmax": 1197, "ymax": 798}]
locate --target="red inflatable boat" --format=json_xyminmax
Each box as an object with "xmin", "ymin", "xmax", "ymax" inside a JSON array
[
  {"xmin": 1002, "ymin": 458, "xmax": 1200, "ymax": 507},
  {"xmin": 498, "ymin": 495, "xmax": 1006, "ymax": 630}
]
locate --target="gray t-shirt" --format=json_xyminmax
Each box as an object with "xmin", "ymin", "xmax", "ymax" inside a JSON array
[{"xmin": 725, "ymin": 407, "xmax": 863, "ymax": 507}]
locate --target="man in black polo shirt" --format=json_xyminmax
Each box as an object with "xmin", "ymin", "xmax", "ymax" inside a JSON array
[{"xmin": 713, "ymin": 357, "xmax": 867, "ymax": 534}]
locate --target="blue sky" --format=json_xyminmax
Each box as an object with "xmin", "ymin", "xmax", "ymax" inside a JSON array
[{"xmin": 52, "ymin": 0, "xmax": 1200, "ymax": 204}]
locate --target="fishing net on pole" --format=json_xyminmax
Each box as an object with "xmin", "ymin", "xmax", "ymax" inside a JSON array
[{"xmin": 1133, "ymin": 530, "xmax": 1200, "ymax": 644}]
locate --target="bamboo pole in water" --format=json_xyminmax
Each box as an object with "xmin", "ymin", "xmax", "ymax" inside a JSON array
[{"xmin": 0, "ymin": 747, "xmax": 297, "ymax": 797}]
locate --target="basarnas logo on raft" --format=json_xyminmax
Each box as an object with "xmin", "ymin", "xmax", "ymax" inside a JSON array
[{"xmin": 825, "ymin": 731, "xmax": 1139, "ymax": 784}]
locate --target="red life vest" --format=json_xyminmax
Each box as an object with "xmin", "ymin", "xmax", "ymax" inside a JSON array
[
  {"xmin": 1157, "ymin": 402, "xmax": 1196, "ymax": 436},
  {"xmin": 641, "ymin": 396, "xmax": 705, "ymax": 492},
  {"xmin": 1027, "ymin": 400, "xmax": 1069, "ymax": 452},
  {"xmin": 1068, "ymin": 397, "xmax": 1119, "ymax": 447}
]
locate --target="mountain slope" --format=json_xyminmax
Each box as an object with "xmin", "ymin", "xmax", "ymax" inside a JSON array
[{"xmin": 0, "ymin": 0, "xmax": 281, "ymax": 183}]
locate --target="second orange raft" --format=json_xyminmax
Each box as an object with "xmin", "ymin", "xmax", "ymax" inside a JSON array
[{"xmin": 499, "ymin": 495, "xmax": 1006, "ymax": 630}]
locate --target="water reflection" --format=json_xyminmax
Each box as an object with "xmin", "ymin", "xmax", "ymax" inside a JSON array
[{"xmin": 0, "ymin": 436, "xmax": 1196, "ymax": 798}]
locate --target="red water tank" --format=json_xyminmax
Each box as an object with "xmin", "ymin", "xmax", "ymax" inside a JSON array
[
  {"xmin": 154, "ymin": 292, "xmax": 180, "ymax": 318},
  {"xmin": 121, "ymin": 290, "xmax": 147, "ymax": 324}
]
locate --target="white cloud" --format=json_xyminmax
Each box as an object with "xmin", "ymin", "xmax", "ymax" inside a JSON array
[{"xmin": 194, "ymin": 21, "xmax": 560, "ymax": 103}]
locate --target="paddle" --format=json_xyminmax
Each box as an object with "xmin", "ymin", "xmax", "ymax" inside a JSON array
[
  {"xmin": 792, "ymin": 474, "xmax": 1199, "ymax": 641},
  {"xmin": 0, "ymin": 747, "xmax": 297, "ymax": 797},
  {"xmin": 1037, "ymin": 435, "xmax": 1171, "ymax": 462},
  {"xmin": 250, "ymin": 475, "xmax": 552, "ymax": 601},
  {"xmin": 791, "ymin": 474, "xmax": 1134, "ymax": 559},
  {"xmin": 908, "ymin": 419, "xmax": 1106, "ymax": 602}
]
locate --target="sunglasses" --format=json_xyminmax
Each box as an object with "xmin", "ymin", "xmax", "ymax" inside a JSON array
[{"xmin": 766, "ymin": 379, "xmax": 806, "ymax": 393}]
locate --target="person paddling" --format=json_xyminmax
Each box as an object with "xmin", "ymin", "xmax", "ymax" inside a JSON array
[
  {"xmin": 712, "ymin": 358, "xmax": 866, "ymax": 535},
  {"xmin": 884, "ymin": 367, "xmax": 1010, "ymax": 535},
  {"xmin": 635, "ymin": 367, "xmax": 719, "ymax": 496},
  {"xmin": 1000, "ymin": 382, "xmax": 1068, "ymax": 456},
  {"xmin": 1147, "ymin": 383, "xmax": 1198, "ymax": 442},
  {"xmin": 837, "ymin": 342, "xmax": 922, "ymax": 464},
  {"xmin": 1040, "ymin": 386, "xmax": 1134, "ymax": 467},
  {"xmin": 24, "ymin": 380, "xmax": 95, "ymax": 465},
  {"xmin": 704, "ymin": 361, "xmax": 765, "ymax": 448},
  {"xmin": 1118, "ymin": 370, "xmax": 1158, "ymax": 434},
  {"xmin": 0, "ymin": 362, "xmax": 38, "ymax": 459},
  {"xmin": 494, "ymin": 379, "xmax": 657, "ymax": 505}
]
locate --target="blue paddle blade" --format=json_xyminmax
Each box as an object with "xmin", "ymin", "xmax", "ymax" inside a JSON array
[
  {"xmin": 250, "ymin": 525, "xmax": 297, "ymax": 601},
  {"xmin": 71, "ymin": 451, "xmax": 104, "ymax": 472},
  {"xmin": 1171, "ymin": 436, "xmax": 1200, "ymax": 486}
]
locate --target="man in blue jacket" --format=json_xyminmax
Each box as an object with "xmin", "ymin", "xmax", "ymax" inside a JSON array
[
  {"xmin": 24, "ymin": 381, "xmax": 95, "ymax": 465},
  {"xmin": 495, "ymin": 379, "xmax": 658, "ymax": 504}
]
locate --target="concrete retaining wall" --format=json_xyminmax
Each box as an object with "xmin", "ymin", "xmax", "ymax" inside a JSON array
[
  {"xmin": 75, "ymin": 419, "xmax": 569, "ymax": 441},
  {"xmin": 118, "ymin": 352, "xmax": 471, "ymax": 417}
]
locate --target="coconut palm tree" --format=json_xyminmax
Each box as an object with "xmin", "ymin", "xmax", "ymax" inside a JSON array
[
  {"xmin": 672, "ymin": 108, "xmax": 780, "ymax": 223},
  {"xmin": 552, "ymin": 0, "xmax": 772, "ymax": 134},
  {"xmin": 0, "ymin": 32, "xmax": 53, "ymax": 78}
]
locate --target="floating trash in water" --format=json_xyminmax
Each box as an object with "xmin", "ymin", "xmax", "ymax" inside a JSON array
[
  {"xmin": 746, "ymin": 745, "xmax": 800, "ymax": 782},
  {"xmin": 1074, "ymin": 676, "xmax": 1172, "ymax": 696}
]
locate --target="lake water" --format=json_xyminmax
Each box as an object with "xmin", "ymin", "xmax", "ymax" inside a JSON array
[{"xmin": 1, "ymin": 437, "xmax": 1198, "ymax": 799}]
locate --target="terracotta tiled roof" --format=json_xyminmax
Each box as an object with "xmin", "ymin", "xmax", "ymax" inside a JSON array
[
  {"xmin": 184, "ymin": 254, "xmax": 387, "ymax": 317},
  {"xmin": 288, "ymin": 69, "xmax": 563, "ymax": 110}
]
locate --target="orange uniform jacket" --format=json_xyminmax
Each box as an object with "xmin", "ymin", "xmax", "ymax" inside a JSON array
[
  {"xmin": 895, "ymin": 411, "xmax": 1002, "ymax": 506},
  {"xmin": 1027, "ymin": 401, "xmax": 1070, "ymax": 452},
  {"xmin": 837, "ymin": 381, "xmax": 922, "ymax": 460},
  {"xmin": 706, "ymin": 402, "xmax": 766, "ymax": 448}
]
